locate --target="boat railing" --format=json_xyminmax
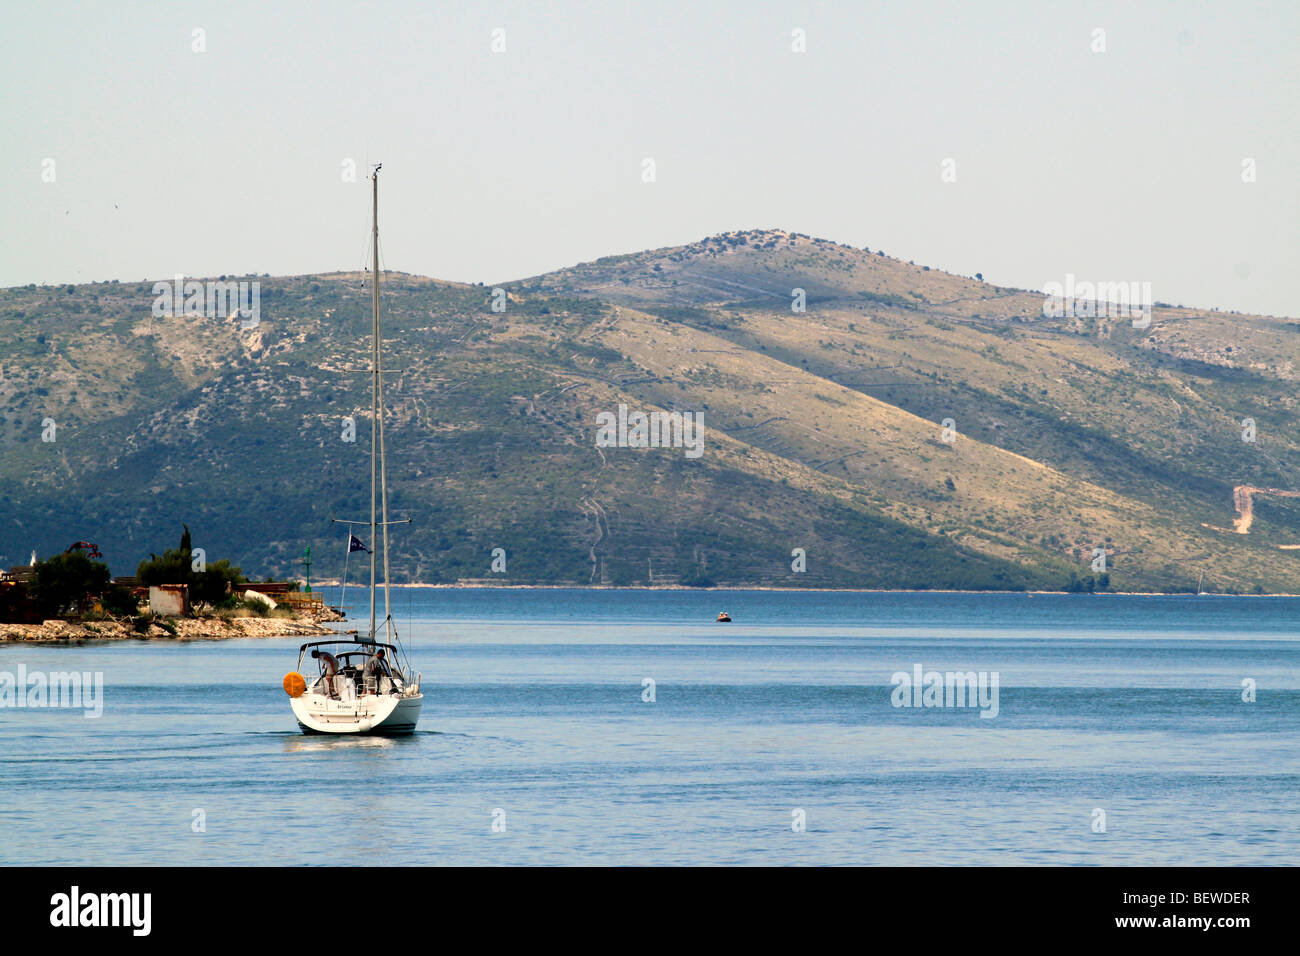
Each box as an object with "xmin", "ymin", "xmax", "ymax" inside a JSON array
[{"xmin": 308, "ymin": 673, "xmax": 409, "ymax": 699}]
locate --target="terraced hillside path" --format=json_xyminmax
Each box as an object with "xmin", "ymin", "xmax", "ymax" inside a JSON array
[{"xmin": 1233, "ymin": 485, "xmax": 1300, "ymax": 533}]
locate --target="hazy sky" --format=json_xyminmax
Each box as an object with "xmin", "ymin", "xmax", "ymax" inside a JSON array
[{"xmin": 3, "ymin": 0, "xmax": 1297, "ymax": 316}]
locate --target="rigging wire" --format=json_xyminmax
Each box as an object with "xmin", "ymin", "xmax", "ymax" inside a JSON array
[{"xmin": 340, "ymin": 537, "xmax": 350, "ymax": 616}]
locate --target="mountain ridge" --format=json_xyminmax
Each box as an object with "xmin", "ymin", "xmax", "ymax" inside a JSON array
[{"xmin": 1, "ymin": 229, "xmax": 1297, "ymax": 593}]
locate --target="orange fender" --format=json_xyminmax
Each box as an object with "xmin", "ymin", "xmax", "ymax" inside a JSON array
[{"xmin": 283, "ymin": 672, "xmax": 307, "ymax": 697}]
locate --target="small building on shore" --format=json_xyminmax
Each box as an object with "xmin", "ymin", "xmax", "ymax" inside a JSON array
[
  {"xmin": 148, "ymin": 584, "xmax": 189, "ymax": 617},
  {"xmin": 2, "ymin": 565, "xmax": 35, "ymax": 585}
]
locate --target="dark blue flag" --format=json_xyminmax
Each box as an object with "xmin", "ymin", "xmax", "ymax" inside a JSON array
[{"xmin": 348, "ymin": 534, "xmax": 371, "ymax": 554}]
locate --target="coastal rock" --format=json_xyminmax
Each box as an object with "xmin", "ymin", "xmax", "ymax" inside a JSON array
[{"xmin": 0, "ymin": 614, "xmax": 334, "ymax": 643}]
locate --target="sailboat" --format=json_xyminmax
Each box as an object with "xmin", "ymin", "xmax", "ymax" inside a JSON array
[{"xmin": 281, "ymin": 165, "xmax": 423, "ymax": 735}]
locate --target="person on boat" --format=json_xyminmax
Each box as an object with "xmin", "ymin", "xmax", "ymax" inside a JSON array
[
  {"xmin": 311, "ymin": 649, "xmax": 340, "ymax": 698},
  {"xmin": 363, "ymin": 648, "xmax": 390, "ymax": 692}
]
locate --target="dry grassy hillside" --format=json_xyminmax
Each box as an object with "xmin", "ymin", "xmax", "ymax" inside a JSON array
[{"xmin": 1, "ymin": 230, "xmax": 1296, "ymax": 591}]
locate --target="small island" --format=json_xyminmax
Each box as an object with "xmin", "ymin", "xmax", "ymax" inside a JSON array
[{"xmin": 0, "ymin": 527, "xmax": 340, "ymax": 643}]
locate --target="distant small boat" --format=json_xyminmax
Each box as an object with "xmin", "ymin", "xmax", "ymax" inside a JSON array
[
  {"xmin": 1197, "ymin": 572, "xmax": 1208, "ymax": 596},
  {"xmin": 716, "ymin": 611, "xmax": 731, "ymax": 622}
]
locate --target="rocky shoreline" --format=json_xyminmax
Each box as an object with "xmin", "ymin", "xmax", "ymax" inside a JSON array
[{"xmin": 1, "ymin": 611, "xmax": 341, "ymax": 643}]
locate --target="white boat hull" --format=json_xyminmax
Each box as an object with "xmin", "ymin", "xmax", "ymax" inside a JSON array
[{"xmin": 291, "ymin": 691, "xmax": 422, "ymax": 735}]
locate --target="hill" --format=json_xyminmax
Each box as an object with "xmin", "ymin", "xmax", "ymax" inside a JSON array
[{"xmin": 2, "ymin": 229, "xmax": 1297, "ymax": 592}]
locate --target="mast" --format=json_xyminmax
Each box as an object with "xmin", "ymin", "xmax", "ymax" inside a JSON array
[
  {"xmin": 368, "ymin": 164, "xmax": 394, "ymax": 643},
  {"xmin": 368, "ymin": 167, "xmax": 380, "ymax": 642},
  {"xmin": 375, "ymin": 177, "xmax": 393, "ymax": 638},
  {"xmin": 333, "ymin": 165, "xmax": 405, "ymax": 648}
]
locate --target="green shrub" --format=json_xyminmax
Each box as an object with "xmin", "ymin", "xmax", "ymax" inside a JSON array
[
  {"xmin": 30, "ymin": 552, "xmax": 111, "ymax": 616},
  {"xmin": 242, "ymin": 598, "xmax": 269, "ymax": 617},
  {"xmin": 192, "ymin": 560, "xmax": 243, "ymax": 604},
  {"xmin": 137, "ymin": 525, "xmax": 243, "ymax": 604},
  {"xmin": 101, "ymin": 585, "xmax": 138, "ymax": 617},
  {"xmin": 136, "ymin": 549, "xmax": 189, "ymax": 586}
]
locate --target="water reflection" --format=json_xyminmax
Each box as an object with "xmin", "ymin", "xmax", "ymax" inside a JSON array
[{"xmin": 281, "ymin": 734, "xmax": 402, "ymax": 754}]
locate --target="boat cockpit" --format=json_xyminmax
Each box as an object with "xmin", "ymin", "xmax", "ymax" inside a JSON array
[{"xmin": 295, "ymin": 640, "xmax": 413, "ymax": 700}]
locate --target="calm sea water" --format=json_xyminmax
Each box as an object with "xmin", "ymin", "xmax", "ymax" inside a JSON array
[{"xmin": 2, "ymin": 590, "xmax": 1297, "ymax": 866}]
